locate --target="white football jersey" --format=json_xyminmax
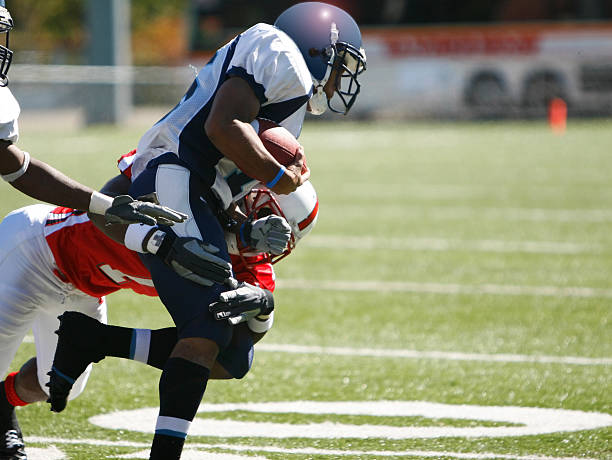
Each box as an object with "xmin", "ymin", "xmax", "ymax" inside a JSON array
[
  {"xmin": 0, "ymin": 86, "xmax": 20, "ymax": 143},
  {"xmin": 133, "ymin": 23, "xmax": 313, "ymax": 209}
]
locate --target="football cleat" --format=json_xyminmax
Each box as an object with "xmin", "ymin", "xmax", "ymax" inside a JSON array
[
  {"xmin": 46, "ymin": 368, "xmax": 73, "ymax": 414},
  {"xmin": 46, "ymin": 311, "xmax": 106, "ymax": 413},
  {"xmin": 0, "ymin": 429, "xmax": 26, "ymax": 460}
]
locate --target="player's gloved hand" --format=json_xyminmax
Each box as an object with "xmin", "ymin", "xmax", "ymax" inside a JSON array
[
  {"xmin": 105, "ymin": 194, "xmax": 188, "ymax": 226},
  {"xmin": 241, "ymin": 215, "xmax": 291, "ymax": 255},
  {"xmin": 152, "ymin": 231, "xmax": 233, "ymax": 286},
  {"xmin": 209, "ymin": 282, "xmax": 274, "ymax": 325}
]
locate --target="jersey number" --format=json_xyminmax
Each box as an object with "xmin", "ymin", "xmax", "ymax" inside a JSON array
[{"xmin": 98, "ymin": 264, "xmax": 155, "ymax": 288}]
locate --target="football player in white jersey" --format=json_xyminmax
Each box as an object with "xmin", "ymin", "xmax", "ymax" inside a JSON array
[
  {"xmin": 47, "ymin": 3, "xmax": 365, "ymax": 459},
  {"xmin": 0, "ymin": 1, "xmax": 187, "ymax": 228}
]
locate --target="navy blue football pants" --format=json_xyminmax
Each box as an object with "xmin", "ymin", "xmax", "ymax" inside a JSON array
[{"xmin": 129, "ymin": 158, "xmax": 233, "ymax": 349}]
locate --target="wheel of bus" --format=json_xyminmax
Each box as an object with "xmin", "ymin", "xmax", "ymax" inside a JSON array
[
  {"xmin": 464, "ymin": 71, "xmax": 509, "ymax": 118},
  {"xmin": 522, "ymin": 71, "xmax": 567, "ymax": 117}
]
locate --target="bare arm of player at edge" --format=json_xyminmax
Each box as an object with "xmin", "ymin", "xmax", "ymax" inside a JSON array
[
  {"xmin": 0, "ymin": 140, "xmax": 188, "ymax": 226},
  {"xmin": 0, "ymin": 140, "xmax": 101, "ymax": 211},
  {"xmin": 205, "ymin": 76, "xmax": 309, "ymax": 195}
]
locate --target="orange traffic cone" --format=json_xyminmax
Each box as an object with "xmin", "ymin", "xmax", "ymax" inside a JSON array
[{"xmin": 548, "ymin": 98, "xmax": 567, "ymax": 135}]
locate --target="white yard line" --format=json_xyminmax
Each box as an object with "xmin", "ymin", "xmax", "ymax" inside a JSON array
[
  {"xmin": 256, "ymin": 343, "xmax": 612, "ymax": 366},
  {"xmin": 25, "ymin": 437, "xmax": 598, "ymax": 460},
  {"xmin": 325, "ymin": 204, "xmax": 612, "ymax": 223},
  {"xmin": 303, "ymin": 235, "xmax": 598, "ymax": 254},
  {"xmin": 276, "ymin": 278, "xmax": 612, "ymax": 299}
]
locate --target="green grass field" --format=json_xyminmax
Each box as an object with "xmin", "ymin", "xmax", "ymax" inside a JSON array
[{"xmin": 3, "ymin": 118, "xmax": 611, "ymax": 459}]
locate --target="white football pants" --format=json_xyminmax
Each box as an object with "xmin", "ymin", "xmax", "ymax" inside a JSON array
[{"xmin": 0, "ymin": 204, "xmax": 107, "ymax": 399}]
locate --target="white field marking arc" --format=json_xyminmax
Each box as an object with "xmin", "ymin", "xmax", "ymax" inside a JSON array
[
  {"xmin": 114, "ymin": 446, "xmax": 598, "ymax": 460},
  {"xmin": 89, "ymin": 401, "xmax": 612, "ymax": 440},
  {"xmin": 24, "ymin": 439, "xmax": 597, "ymax": 460},
  {"xmin": 303, "ymin": 235, "xmax": 599, "ymax": 254},
  {"xmin": 25, "ymin": 446, "xmax": 65, "ymax": 460},
  {"xmin": 276, "ymin": 278, "xmax": 612, "ymax": 299},
  {"xmin": 115, "ymin": 451, "xmax": 265, "ymax": 460},
  {"xmin": 255, "ymin": 343, "xmax": 612, "ymax": 366}
]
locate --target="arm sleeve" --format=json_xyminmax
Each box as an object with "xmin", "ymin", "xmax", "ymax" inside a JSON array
[{"xmin": 0, "ymin": 87, "xmax": 21, "ymax": 143}]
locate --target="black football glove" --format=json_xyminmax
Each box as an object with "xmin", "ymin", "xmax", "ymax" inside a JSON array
[
  {"xmin": 209, "ymin": 282, "xmax": 274, "ymax": 325},
  {"xmin": 105, "ymin": 194, "xmax": 188, "ymax": 226},
  {"xmin": 154, "ymin": 231, "xmax": 233, "ymax": 287}
]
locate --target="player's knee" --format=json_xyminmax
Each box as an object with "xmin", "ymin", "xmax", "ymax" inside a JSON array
[
  {"xmin": 216, "ymin": 326, "xmax": 254, "ymax": 379},
  {"xmin": 173, "ymin": 337, "xmax": 219, "ymax": 369},
  {"xmin": 227, "ymin": 354, "xmax": 252, "ymax": 379}
]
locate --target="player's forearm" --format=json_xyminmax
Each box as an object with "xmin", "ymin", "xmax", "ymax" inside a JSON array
[
  {"xmin": 10, "ymin": 157, "xmax": 95, "ymax": 210},
  {"xmin": 88, "ymin": 173, "xmax": 133, "ymax": 244},
  {"xmin": 209, "ymin": 118, "xmax": 285, "ymax": 183},
  {"xmin": 205, "ymin": 77, "xmax": 288, "ymax": 186},
  {"xmin": 88, "ymin": 211, "xmax": 128, "ymax": 245}
]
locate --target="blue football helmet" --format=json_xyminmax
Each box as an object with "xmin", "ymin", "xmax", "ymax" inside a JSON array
[
  {"xmin": 274, "ymin": 2, "xmax": 366, "ymax": 115},
  {"xmin": 0, "ymin": 1, "xmax": 13, "ymax": 87}
]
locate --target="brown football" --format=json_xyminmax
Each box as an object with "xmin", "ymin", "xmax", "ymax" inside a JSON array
[{"xmin": 255, "ymin": 118, "xmax": 302, "ymax": 166}]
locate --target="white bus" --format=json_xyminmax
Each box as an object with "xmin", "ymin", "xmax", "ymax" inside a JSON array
[{"xmin": 358, "ymin": 23, "xmax": 612, "ymax": 118}]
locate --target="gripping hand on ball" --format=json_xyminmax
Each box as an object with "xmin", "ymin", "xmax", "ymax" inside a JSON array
[
  {"xmin": 209, "ymin": 282, "xmax": 274, "ymax": 325},
  {"xmin": 240, "ymin": 215, "xmax": 291, "ymax": 255}
]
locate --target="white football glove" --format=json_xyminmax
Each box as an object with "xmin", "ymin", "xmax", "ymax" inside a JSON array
[{"xmin": 242, "ymin": 215, "xmax": 291, "ymax": 255}]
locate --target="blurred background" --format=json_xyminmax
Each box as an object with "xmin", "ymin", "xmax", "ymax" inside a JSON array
[{"xmin": 6, "ymin": 0, "xmax": 612, "ymax": 125}]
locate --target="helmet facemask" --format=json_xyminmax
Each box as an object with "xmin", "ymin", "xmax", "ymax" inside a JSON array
[
  {"xmin": 0, "ymin": 6, "xmax": 13, "ymax": 87},
  {"xmin": 309, "ymin": 27, "xmax": 367, "ymax": 116},
  {"xmin": 326, "ymin": 42, "xmax": 366, "ymax": 115},
  {"xmin": 237, "ymin": 183, "xmax": 319, "ymax": 268}
]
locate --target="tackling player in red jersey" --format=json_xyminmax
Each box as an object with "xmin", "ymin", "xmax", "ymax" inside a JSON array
[{"xmin": 0, "ymin": 177, "xmax": 317, "ymax": 458}]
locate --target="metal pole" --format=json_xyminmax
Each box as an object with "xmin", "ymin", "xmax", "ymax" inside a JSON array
[{"xmin": 85, "ymin": 0, "xmax": 132, "ymax": 125}]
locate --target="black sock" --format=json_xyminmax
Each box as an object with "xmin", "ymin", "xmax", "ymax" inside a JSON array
[
  {"xmin": 150, "ymin": 434, "xmax": 184, "ymax": 460},
  {"xmin": 146, "ymin": 328, "xmax": 178, "ymax": 370},
  {"xmin": 150, "ymin": 357, "xmax": 210, "ymax": 460},
  {"xmin": 99, "ymin": 324, "xmax": 134, "ymax": 358},
  {"xmin": 127, "ymin": 327, "xmax": 177, "ymax": 370}
]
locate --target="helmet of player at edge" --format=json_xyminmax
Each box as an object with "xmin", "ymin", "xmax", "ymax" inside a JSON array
[
  {"xmin": 241, "ymin": 181, "xmax": 319, "ymax": 264},
  {"xmin": 0, "ymin": 0, "xmax": 13, "ymax": 87},
  {"xmin": 274, "ymin": 2, "xmax": 366, "ymax": 116}
]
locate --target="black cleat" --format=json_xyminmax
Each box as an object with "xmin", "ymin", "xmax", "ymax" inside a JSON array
[
  {"xmin": 0, "ymin": 429, "xmax": 26, "ymax": 460},
  {"xmin": 46, "ymin": 311, "xmax": 106, "ymax": 413}
]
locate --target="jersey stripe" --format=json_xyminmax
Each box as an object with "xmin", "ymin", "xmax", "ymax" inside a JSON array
[
  {"xmin": 44, "ymin": 211, "xmax": 90, "ymax": 236},
  {"xmin": 298, "ymin": 199, "xmax": 319, "ymax": 231}
]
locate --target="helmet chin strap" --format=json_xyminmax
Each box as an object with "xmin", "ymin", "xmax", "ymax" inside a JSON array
[
  {"xmin": 308, "ymin": 49, "xmax": 335, "ymax": 116},
  {"xmin": 308, "ymin": 85, "xmax": 328, "ymax": 116}
]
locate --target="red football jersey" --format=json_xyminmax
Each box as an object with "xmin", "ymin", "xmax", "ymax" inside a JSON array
[
  {"xmin": 44, "ymin": 208, "xmax": 275, "ymax": 298},
  {"xmin": 44, "ymin": 207, "xmax": 157, "ymax": 298}
]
